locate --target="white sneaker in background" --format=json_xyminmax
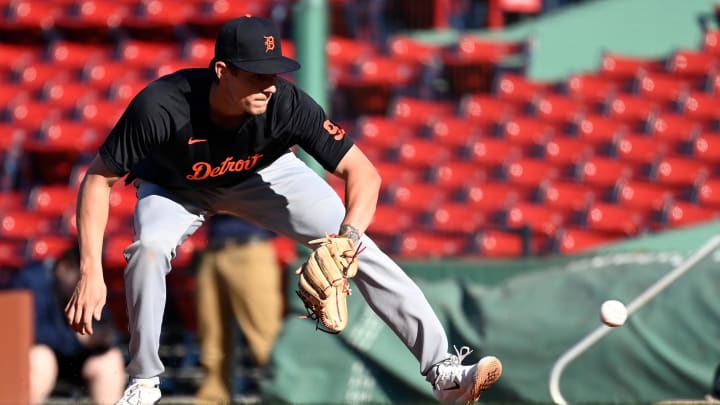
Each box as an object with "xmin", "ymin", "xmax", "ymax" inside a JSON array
[
  {"xmin": 427, "ymin": 346, "xmax": 502, "ymax": 404},
  {"xmin": 115, "ymin": 377, "xmax": 162, "ymax": 405}
]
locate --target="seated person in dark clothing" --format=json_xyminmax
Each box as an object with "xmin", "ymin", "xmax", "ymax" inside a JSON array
[{"xmin": 9, "ymin": 244, "xmax": 127, "ymax": 405}]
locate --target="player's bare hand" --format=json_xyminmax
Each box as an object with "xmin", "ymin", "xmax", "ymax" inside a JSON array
[{"xmin": 65, "ymin": 272, "xmax": 107, "ymax": 335}]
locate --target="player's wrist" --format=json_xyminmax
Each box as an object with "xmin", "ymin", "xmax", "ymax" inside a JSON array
[{"xmin": 339, "ymin": 224, "xmax": 361, "ymax": 244}]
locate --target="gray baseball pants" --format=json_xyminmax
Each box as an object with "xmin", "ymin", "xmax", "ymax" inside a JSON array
[{"xmin": 123, "ymin": 151, "xmax": 449, "ymax": 378}]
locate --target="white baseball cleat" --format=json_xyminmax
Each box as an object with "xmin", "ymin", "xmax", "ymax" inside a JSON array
[
  {"xmin": 427, "ymin": 346, "xmax": 502, "ymax": 404},
  {"xmin": 115, "ymin": 377, "xmax": 162, "ymax": 405}
]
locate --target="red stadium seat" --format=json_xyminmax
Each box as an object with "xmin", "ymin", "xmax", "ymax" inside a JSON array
[
  {"xmin": 553, "ymin": 228, "xmax": 623, "ymax": 254},
  {"xmin": 26, "ymin": 235, "xmax": 75, "ymax": 262},
  {"xmin": 31, "ymin": 120, "xmax": 105, "ymax": 153},
  {"xmin": 532, "ymin": 94, "xmax": 589, "ymax": 123},
  {"xmin": 539, "ymin": 137, "xmax": 593, "ymax": 166},
  {"xmin": 647, "ymin": 113, "xmax": 703, "ymax": 142},
  {"xmin": 499, "ymin": 117, "xmax": 556, "ymax": 147},
  {"xmin": 536, "ymin": 180, "xmax": 595, "ymax": 212},
  {"xmin": 397, "ymin": 231, "xmax": 466, "ymax": 258},
  {"xmin": 185, "ymin": 0, "xmax": 270, "ymax": 38},
  {"xmin": 108, "ymin": 75, "xmax": 149, "ymax": 102},
  {"xmin": 387, "ymin": 35, "xmax": 442, "ymax": 66},
  {"xmin": 47, "ymin": 41, "xmax": 114, "ymax": 68},
  {"xmin": 463, "ymin": 181, "xmax": 522, "ymax": 212},
  {"xmin": 40, "ymin": 81, "xmax": 100, "ymax": 110},
  {"xmin": 452, "ymin": 34, "xmax": 530, "ymax": 62},
  {"xmin": 465, "ymin": 137, "xmax": 523, "ymax": 167},
  {"xmin": 427, "ymin": 202, "xmax": 486, "ymax": 234},
  {"xmin": 0, "ymin": 210, "xmax": 55, "ymax": 240},
  {"xmin": 103, "ymin": 233, "xmax": 133, "ymax": 271},
  {"xmin": 350, "ymin": 120, "xmax": 393, "ymax": 147},
  {"xmin": 80, "ymin": 60, "xmax": 142, "ymax": 92},
  {"xmin": 604, "ymin": 94, "xmax": 659, "ymax": 124},
  {"xmin": 392, "ymin": 138, "xmax": 451, "ymax": 169},
  {"xmin": 0, "ymin": 1, "xmax": 61, "ymax": 43},
  {"xmin": 459, "ymin": 94, "xmax": 517, "ymax": 123},
  {"xmin": 613, "ymin": 179, "xmax": 673, "ymax": 211},
  {"xmin": 116, "ymin": 39, "xmax": 181, "ymax": 68},
  {"xmin": 599, "ymin": 52, "xmax": 664, "ymax": 80},
  {"xmin": 390, "ymin": 96, "xmax": 456, "ymax": 126},
  {"xmin": 367, "ymin": 205, "xmax": 414, "ymax": 237},
  {"xmin": 426, "ymin": 117, "xmax": 483, "ymax": 149},
  {"xmin": 386, "ymin": 182, "xmax": 446, "ymax": 213},
  {"xmin": 661, "ymin": 201, "xmax": 719, "ymax": 228},
  {"xmin": 7, "ymin": 100, "xmax": 65, "ymax": 130},
  {"xmin": 572, "ymin": 114, "xmax": 628, "ymax": 147},
  {"xmin": 687, "ymin": 132, "xmax": 720, "ymax": 163},
  {"xmin": 326, "ymin": 36, "xmax": 377, "ymax": 82},
  {"xmin": 354, "ymin": 55, "xmax": 421, "ymax": 88},
  {"xmin": 429, "ymin": 161, "xmax": 486, "ymax": 189},
  {"xmin": 0, "ymin": 43, "xmax": 40, "ymax": 69},
  {"xmin": 679, "ymin": 92, "xmax": 720, "ymax": 121},
  {"xmin": 372, "ymin": 162, "xmax": 421, "ymax": 191},
  {"xmin": 703, "ymin": 29, "xmax": 720, "ymax": 54},
  {"xmin": 75, "ymin": 99, "xmax": 127, "ymax": 129},
  {"xmin": 27, "ymin": 184, "xmax": 77, "ymax": 216},
  {"xmin": 635, "ymin": 71, "xmax": 693, "ymax": 105},
  {"xmin": 582, "ymin": 202, "xmax": 645, "ymax": 236},
  {"xmin": 53, "ymin": 0, "xmax": 130, "ymax": 42},
  {"xmin": 649, "ymin": 157, "xmax": 710, "ymax": 188},
  {"xmin": 503, "ymin": 158, "xmax": 560, "ymax": 188},
  {"xmin": 695, "ymin": 178, "xmax": 720, "ymax": 209},
  {"xmin": 122, "ymin": 0, "xmax": 193, "ymax": 41},
  {"xmin": 367, "ymin": 204, "xmax": 416, "ymax": 254},
  {"xmin": 471, "ymin": 229, "xmax": 526, "ymax": 257},
  {"xmin": 575, "ymin": 157, "xmax": 633, "ymax": 188},
  {"xmin": 12, "ymin": 61, "xmax": 73, "ymax": 92},
  {"xmin": 494, "ymin": 72, "xmax": 555, "ymax": 103},
  {"xmin": 565, "ymin": 73, "xmax": 623, "ymax": 103},
  {"xmin": 500, "ymin": 201, "xmax": 565, "ymax": 236},
  {"xmin": 109, "ymin": 185, "xmax": 137, "ymax": 217},
  {"xmin": 667, "ymin": 49, "xmax": 719, "ymax": 79},
  {"xmin": 182, "ymin": 36, "xmax": 216, "ymax": 64},
  {"xmin": 611, "ymin": 133, "xmax": 669, "ymax": 165}
]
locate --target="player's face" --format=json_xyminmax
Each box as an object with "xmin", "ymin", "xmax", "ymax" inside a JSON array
[{"xmin": 226, "ymin": 68, "xmax": 277, "ymax": 115}]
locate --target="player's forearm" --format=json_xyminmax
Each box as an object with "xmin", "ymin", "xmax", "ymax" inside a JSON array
[
  {"xmin": 342, "ymin": 167, "xmax": 381, "ymax": 236},
  {"xmin": 76, "ymin": 174, "xmax": 113, "ymax": 277}
]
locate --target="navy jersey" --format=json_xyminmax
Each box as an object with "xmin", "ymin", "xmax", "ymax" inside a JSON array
[{"xmin": 99, "ymin": 68, "xmax": 353, "ymax": 189}]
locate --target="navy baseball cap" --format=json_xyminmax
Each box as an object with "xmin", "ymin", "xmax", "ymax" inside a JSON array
[{"xmin": 214, "ymin": 16, "xmax": 301, "ymax": 74}]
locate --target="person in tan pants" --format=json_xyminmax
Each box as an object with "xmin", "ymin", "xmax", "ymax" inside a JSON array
[{"xmin": 194, "ymin": 215, "xmax": 284, "ymax": 404}]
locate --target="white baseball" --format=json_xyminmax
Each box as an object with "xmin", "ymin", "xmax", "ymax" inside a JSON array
[{"xmin": 600, "ymin": 299, "xmax": 628, "ymax": 327}]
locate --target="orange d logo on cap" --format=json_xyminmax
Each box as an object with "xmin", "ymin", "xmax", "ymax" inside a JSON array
[{"xmin": 264, "ymin": 36, "xmax": 275, "ymax": 53}]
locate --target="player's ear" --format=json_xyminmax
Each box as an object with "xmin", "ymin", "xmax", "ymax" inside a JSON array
[{"xmin": 213, "ymin": 60, "xmax": 228, "ymax": 80}]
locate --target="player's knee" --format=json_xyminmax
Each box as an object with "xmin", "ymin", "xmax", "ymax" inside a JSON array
[{"xmin": 125, "ymin": 238, "xmax": 174, "ymax": 265}]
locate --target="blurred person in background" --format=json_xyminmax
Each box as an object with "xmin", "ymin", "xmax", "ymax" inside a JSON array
[
  {"xmin": 194, "ymin": 214, "xmax": 284, "ymax": 405},
  {"xmin": 9, "ymin": 243, "xmax": 126, "ymax": 405}
]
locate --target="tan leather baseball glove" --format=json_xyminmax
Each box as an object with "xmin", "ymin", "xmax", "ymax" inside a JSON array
[{"xmin": 295, "ymin": 235, "xmax": 362, "ymax": 333}]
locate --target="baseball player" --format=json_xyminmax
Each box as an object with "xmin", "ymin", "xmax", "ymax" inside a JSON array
[{"xmin": 64, "ymin": 16, "xmax": 502, "ymax": 405}]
